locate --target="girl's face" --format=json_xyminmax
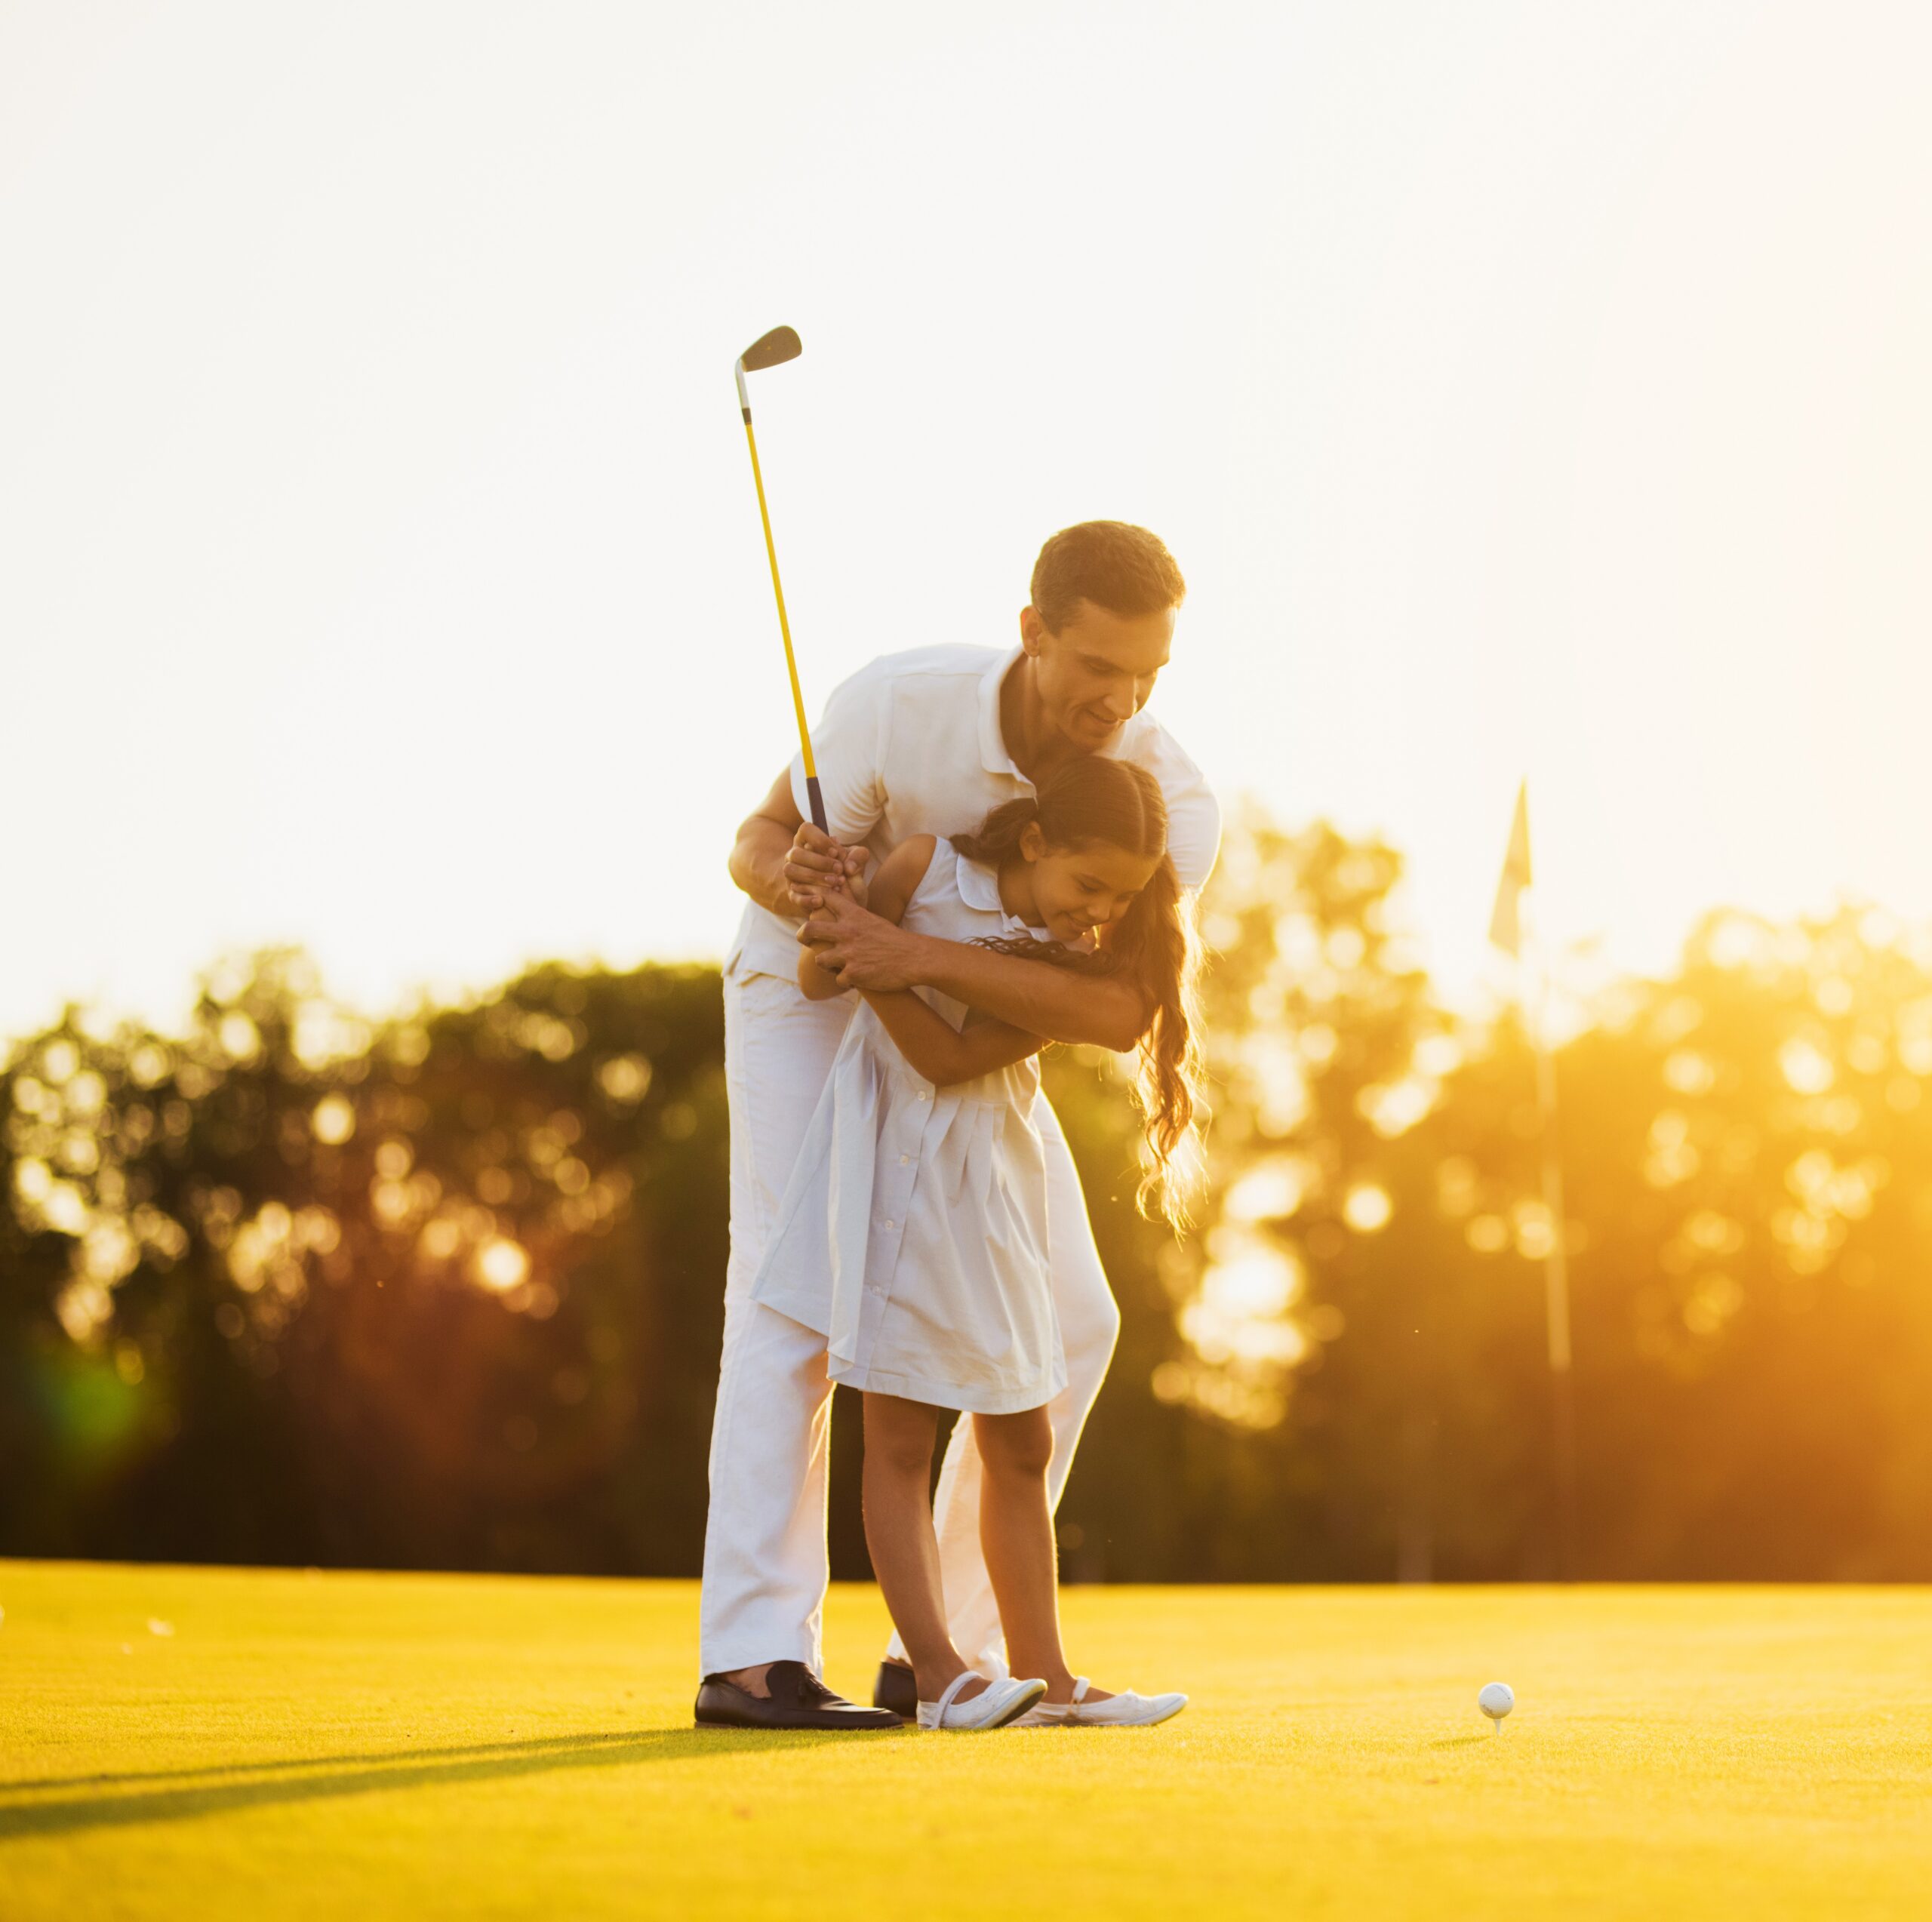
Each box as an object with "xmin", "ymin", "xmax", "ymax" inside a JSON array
[{"xmin": 1017, "ymin": 826, "xmax": 1161, "ymax": 946}]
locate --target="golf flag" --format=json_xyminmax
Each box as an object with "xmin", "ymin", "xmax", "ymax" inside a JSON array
[{"xmin": 1489, "ymin": 781, "xmax": 1533, "ymax": 956}]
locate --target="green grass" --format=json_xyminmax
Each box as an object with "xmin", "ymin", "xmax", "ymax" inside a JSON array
[{"xmin": 2, "ymin": 1563, "xmax": 1930, "ymax": 1919}]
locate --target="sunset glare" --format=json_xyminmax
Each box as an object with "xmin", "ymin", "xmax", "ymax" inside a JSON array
[{"xmin": 5, "ymin": 2, "xmax": 1929, "ymax": 1035}]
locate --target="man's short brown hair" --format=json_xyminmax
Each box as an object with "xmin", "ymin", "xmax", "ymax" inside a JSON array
[{"xmin": 1029, "ymin": 521, "xmax": 1186, "ymax": 633}]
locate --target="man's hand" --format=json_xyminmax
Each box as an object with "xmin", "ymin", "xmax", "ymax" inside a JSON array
[
  {"xmin": 795, "ymin": 887, "xmax": 929, "ymax": 992},
  {"xmin": 783, "ymin": 823, "xmax": 869, "ymax": 918},
  {"xmin": 730, "ymin": 770, "xmax": 873, "ymax": 921}
]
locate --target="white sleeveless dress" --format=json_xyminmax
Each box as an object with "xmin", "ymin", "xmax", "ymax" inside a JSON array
[{"xmin": 751, "ymin": 840, "xmax": 1065, "ymax": 1415}]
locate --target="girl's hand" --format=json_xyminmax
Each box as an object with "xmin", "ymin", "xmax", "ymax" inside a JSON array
[{"xmin": 783, "ymin": 824, "xmax": 870, "ymax": 915}]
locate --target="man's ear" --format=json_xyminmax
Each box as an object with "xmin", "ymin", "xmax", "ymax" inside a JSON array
[
  {"xmin": 1018, "ymin": 820, "xmax": 1047, "ymax": 862},
  {"xmin": 1018, "ymin": 605, "xmax": 1049, "ymax": 657}
]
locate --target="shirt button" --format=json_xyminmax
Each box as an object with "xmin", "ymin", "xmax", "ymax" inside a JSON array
[
  {"xmin": 899, "ymin": 1154, "xmax": 909, "ymax": 1165},
  {"xmin": 883, "ymin": 1219, "xmax": 895, "ymax": 1231},
  {"xmin": 917, "ymin": 1090, "xmax": 930, "ymax": 1102}
]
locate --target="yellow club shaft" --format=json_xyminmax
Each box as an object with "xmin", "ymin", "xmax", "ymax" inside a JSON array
[{"xmin": 741, "ymin": 412, "xmax": 826, "ymax": 831}]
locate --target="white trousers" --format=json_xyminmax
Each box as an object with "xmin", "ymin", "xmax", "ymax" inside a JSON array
[{"xmin": 699, "ymin": 964, "xmax": 1121, "ymax": 1679}]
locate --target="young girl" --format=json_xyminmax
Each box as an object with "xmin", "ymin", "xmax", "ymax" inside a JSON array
[{"xmin": 752, "ymin": 755, "xmax": 1202, "ymax": 1730}]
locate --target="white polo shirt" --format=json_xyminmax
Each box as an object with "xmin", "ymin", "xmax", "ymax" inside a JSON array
[{"xmin": 728, "ymin": 643, "xmax": 1220, "ymax": 979}]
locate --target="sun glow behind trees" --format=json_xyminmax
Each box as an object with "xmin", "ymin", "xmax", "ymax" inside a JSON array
[{"xmin": 10, "ymin": 804, "xmax": 1930, "ymax": 1581}]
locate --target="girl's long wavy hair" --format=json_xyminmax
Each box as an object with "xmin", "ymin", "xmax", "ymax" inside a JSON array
[{"xmin": 951, "ymin": 758, "xmax": 1204, "ymax": 1228}]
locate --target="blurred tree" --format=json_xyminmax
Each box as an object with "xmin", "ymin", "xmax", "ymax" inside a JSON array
[
  {"xmin": 2, "ymin": 952, "xmax": 728, "ymax": 1573},
  {"xmin": 1444, "ymin": 906, "xmax": 1932, "ymax": 1579}
]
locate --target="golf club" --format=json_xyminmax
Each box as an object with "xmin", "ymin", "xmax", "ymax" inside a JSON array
[{"xmin": 734, "ymin": 324, "xmax": 827, "ymax": 835}]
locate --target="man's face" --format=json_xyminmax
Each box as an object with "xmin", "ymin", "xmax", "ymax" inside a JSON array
[{"xmin": 1020, "ymin": 599, "xmax": 1176, "ymax": 752}]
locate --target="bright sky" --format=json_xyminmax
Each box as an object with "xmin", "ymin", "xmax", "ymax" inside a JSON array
[{"xmin": 5, "ymin": 1, "xmax": 1927, "ymax": 1038}]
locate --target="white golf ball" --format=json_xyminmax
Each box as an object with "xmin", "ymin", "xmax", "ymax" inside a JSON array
[{"xmin": 1478, "ymin": 1682, "xmax": 1515, "ymax": 1723}]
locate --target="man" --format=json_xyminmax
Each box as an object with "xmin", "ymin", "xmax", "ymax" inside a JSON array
[{"xmin": 696, "ymin": 521, "xmax": 1219, "ymax": 1729}]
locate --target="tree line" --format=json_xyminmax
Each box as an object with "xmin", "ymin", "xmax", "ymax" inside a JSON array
[{"xmin": 5, "ymin": 807, "xmax": 1929, "ymax": 1580}]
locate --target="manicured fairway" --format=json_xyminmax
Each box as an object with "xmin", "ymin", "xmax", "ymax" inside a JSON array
[{"xmin": 2, "ymin": 1563, "xmax": 1929, "ymax": 1920}]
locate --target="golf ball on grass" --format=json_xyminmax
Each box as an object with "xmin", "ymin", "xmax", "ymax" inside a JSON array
[{"xmin": 1478, "ymin": 1682, "xmax": 1514, "ymax": 1730}]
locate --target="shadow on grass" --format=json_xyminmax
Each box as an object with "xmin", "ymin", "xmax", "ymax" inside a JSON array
[
  {"xmin": 0, "ymin": 1725, "xmax": 901, "ymax": 1842},
  {"xmin": 1428, "ymin": 1736, "xmax": 1491, "ymax": 1750},
  {"xmin": 4, "ymin": 1730, "xmax": 697, "ymax": 1795}
]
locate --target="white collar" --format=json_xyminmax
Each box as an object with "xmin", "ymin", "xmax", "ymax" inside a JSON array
[
  {"xmin": 977, "ymin": 646, "xmax": 1027, "ymax": 780},
  {"xmin": 955, "ymin": 850, "xmax": 1007, "ymax": 914},
  {"xmin": 955, "ymin": 848, "xmax": 1051, "ymax": 942}
]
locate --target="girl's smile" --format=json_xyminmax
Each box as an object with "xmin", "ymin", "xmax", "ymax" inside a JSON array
[{"xmin": 998, "ymin": 831, "xmax": 1161, "ymax": 948}]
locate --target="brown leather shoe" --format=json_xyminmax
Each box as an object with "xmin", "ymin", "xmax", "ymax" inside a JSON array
[{"xmin": 694, "ymin": 1661, "xmax": 902, "ymax": 1730}]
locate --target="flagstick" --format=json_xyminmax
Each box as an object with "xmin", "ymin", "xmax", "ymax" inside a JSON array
[
  {"xmin": 1525, "ymin": 898, "xmax": 1581, "ymax": 1582},
  {"xmin": 1491, "ymin": 780, "xmax": 1581, "ymax": 1579}
]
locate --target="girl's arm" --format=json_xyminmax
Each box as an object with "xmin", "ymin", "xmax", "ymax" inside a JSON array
[
  {"xmin": 795, "ymin": 922, "xmax": 852, "ymax": 1000},
  {"xmin": 858, "ymin": 990, "xmax": 1043, "ymax": 1087},
  {"xmin": 796, "ymin": 889, "xmax": 1149, "ymax": 1051},
  {"xmin": 801, "ymin": 837, "xmax": 1044, "ymax": 1086}
]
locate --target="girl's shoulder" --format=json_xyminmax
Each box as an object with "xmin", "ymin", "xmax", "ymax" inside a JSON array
[
  {"xmin": 874, "ymin": 832, "xmax": 940, "ymax": 890},
  {"xmin": 868, "ymin": 834, "xmax": 943, "ymax": 925}
]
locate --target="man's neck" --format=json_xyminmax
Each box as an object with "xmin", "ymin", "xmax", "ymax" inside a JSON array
[{"xmin": 997, "ymin": 654, "xmax": 1085, "ymax": 785}]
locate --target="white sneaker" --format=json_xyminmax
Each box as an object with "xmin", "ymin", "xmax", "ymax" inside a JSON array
[
  {"xmin": 916, "ymin": 1672, "xmax": 1049, "ymax": 1730},
  {"xmin": 1012, "ymin": 1676, "xmax": 1188, "ymax": 1728}
]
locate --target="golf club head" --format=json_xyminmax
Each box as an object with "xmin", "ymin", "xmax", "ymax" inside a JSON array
[
  {"xmin": 739, "ymin": 326, "xmax": 801, "ymax": 372},
  {"xmin": 735, "ymin": 325, "xmax": 801, "ymax": 415}
]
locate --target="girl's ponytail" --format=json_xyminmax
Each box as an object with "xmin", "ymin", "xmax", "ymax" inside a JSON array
[
  {"xmin": 1103, "ymin": 857, "xmax": 1204, "ymax": 1227},
  {"xmin": 949, "ymin": 796, "xmax": 1039, "ymax": 869}
]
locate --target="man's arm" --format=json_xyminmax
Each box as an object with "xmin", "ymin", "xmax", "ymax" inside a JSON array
[
  {"xmin": 904, "ymin": 939, "xmax": 1146, "ymax": 1053},
  {"xmin": 728, "ymin": 768, "xmax": 868, "ymax": 918},
  {"xmin": 799, "ymin": 890, "xmax": 1146, "ymax": 1053}
]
